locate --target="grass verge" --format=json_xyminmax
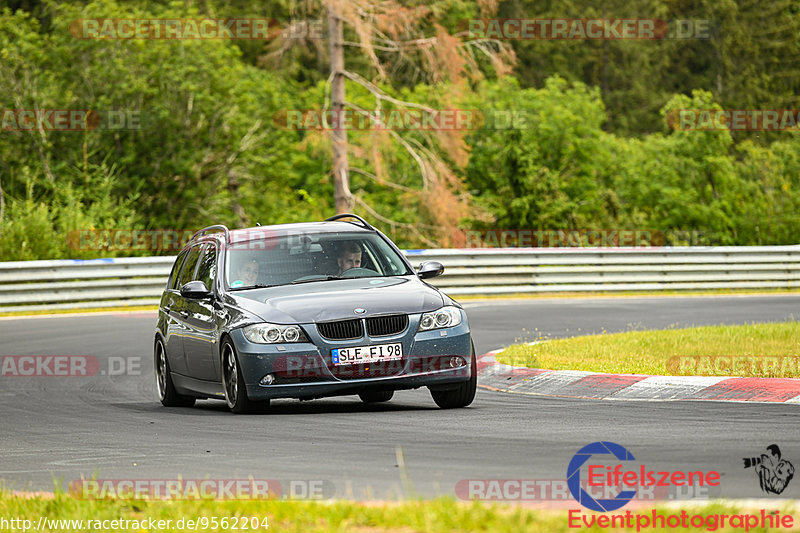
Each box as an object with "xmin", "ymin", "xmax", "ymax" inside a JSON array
[
  {"xmin": 0, "ymin": 493, "xmax": 559, "ymax": 533},
  {"xmin": 1, "ymin": 492, "xmax": 798, "ymax": 532},
  {"xmin": 0, "ymin": 305, "xmax": 158, "ymax": 318},
  {"xmin": 497, "ymin": 322, "xmax": 800, "ymax": 377}
]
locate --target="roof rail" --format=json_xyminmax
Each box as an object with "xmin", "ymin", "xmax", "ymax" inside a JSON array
[
  {"xmin": 190, "ymin": 224, "xmax": 231, "ymax": 244},
  {"xmin": 324, "ymin": 213, "xmax": 375, "ymax": 230}
]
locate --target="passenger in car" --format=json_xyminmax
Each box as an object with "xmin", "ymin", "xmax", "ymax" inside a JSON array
[{"xmin": 235, "ymin": 259, "xmax": 259, "ymax": 286}]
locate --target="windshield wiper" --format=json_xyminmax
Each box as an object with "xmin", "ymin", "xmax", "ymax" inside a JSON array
[
  {"xmin": 229, "ymin": 284, "xmax": 276, "ymax": 291},
  {"xmin": 291, "ymin": 276, "xmax": 341, "ymax": 285}
]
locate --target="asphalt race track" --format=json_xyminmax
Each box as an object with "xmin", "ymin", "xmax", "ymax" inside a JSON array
[{"xmin": 1, "ymin": 294, "xmax": 799, "ymax": 503}]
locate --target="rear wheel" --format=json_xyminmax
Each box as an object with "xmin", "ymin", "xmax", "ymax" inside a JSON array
[
  {"xmin": 221, "ymin": 339, "xmax": 269, "ymax": 414},
  {"xmin": 155, "ymin": 338, "xmax": 196, "ymax": 407},
  {"xmin": 358, "ymin": 390, "xmax": 394, "ymax": 403},
  {"xmin": 429, "ymin": 346, "xmax": 477, "ymax": 409}
]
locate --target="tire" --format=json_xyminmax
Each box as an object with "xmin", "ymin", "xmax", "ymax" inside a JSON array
[
  {"xmin": 358, "ymin": 390, "xmax": 394, "ymax": 403},
  {"xmin": 155, "ymin": 338, "xmax": 196, "ymax": 408},
  {"xmin": 429, "ymin": 345, "xmax": 477, "ymax": 409},
  {"xmin": 221, "ymin": 339, "xmax": 269, "ymax": 414}
]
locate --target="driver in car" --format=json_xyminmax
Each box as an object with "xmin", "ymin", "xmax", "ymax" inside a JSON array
[{"xmin": 337, "ymin": 242, "xmax": 362, "ymax": 275}]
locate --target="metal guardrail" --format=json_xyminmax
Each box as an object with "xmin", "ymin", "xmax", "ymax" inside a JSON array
[{"xmin": 1, "ymin": 246, "xmax": 799, "ymax": 312}]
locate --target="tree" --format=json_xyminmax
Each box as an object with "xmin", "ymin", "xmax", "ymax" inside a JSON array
[
  {"xmin": 270, "ymin": 0, "xmax": 515, "ymax": 244},
  {"xmin": 327, "ymin": 2, "xmax": 353, "ymax": 212}
]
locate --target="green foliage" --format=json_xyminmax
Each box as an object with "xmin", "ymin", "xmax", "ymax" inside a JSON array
[
  {"xmin": 0, "ymin": 0, "xmax": 798, "ymax": 260},
  {"xmin": 501, "ymin": 0, "xmax": 800, "ymax": 137},
  {"xmin": 466, "ymin": 76, "xmax": 612, "ymax": 230},
  {"xmin": 0, "ymin": 1, "xmax": 321, "ymax": 259},
  {"xmin": 466, "ymin": 83, "xmax": 800, "ymax": 245},
  {"xmin": 0, "ymin": 162, "xmax": 137, "ymax": 260}
]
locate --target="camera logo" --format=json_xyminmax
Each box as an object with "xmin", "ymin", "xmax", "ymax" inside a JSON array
[{"xmin": 743, "ymin": 444, "xmax": 795, "ymax": 495}]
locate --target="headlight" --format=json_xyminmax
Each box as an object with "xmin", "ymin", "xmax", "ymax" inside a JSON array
[
  {"xmin": 418, "ymin": 306, "xmax": 462, "ymax": 331},
  {"xmin": 243, "ymin": 323, "xmax": 309, "ymax": 344}
]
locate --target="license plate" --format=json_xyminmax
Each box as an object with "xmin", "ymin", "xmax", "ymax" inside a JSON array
[{"xmin": 331, "ymin": 343, "xmax": 403, "ymax": 365}]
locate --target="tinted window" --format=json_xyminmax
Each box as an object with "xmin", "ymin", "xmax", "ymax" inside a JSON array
[
  {"xmin": 177, "ymin": 245, "xmax": 203, "ymax": 288},
  {"xmin": 195, "ymin": 244, "xmax": 217, "ymax": 290},
  {"xmin": 167, "ymin": 249, "xmax": 189, "ymax": 290}
]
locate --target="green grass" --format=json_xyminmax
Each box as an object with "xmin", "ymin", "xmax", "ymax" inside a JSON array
[
  {"xmin": 0, "ymin": 493, "xmax": 557, "ymax": 533},
  {"xmin": 0, "ymin": 492, "xmax": 797, "ymax": 532},
  {"xmin": 0, "ymin": 305, "xmax": 158, "ymax": 318},
  {"xmin": 497, "ymin": 322, "xmax": 800, "ymax": 377}
]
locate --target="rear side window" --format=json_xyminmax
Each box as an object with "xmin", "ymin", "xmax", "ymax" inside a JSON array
[
  {"xmin": 194, "ymin": 244, "xmax": 217, "ymax": 290},
  {"xmin": 167, "ymin": 249, "xmax": 189, "ymax": 290},
  {"xmin": 177, "ymin": 245, "xmax": 203, "ymax": 288}
]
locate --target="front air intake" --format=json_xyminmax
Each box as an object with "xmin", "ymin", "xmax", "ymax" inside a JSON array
[
  {"xmin": 317, "ymin": 319, "xmax": 363, "ymax": 340},
  {"xmin": 366, "ymin": 315, "xmax": 408, "ymax": 337}
]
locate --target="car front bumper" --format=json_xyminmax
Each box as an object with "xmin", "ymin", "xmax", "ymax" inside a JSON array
[{"xmin": 230, "ymin": 312, "xmax": 472, "ymax": 401}]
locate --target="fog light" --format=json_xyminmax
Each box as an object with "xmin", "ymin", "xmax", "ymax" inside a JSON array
[
  {"xmin": 260, "ymin": 374, "xmax": 276, "ymax": 386},
  {"xmin": 449, "ymin": 357, "xmax": 465, "ymax": 368}
]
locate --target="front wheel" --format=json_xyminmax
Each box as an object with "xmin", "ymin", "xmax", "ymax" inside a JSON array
[
  {"xmin": 155, "ymin": 338, "xmax": 196, "ymax": 408},
  {"xmin": 358, "ymin": 390, "xmax": 394, "ymax": 403},
  {"xmin": 221, "ymin": 339, "xmax": 269, "ymax": 414},
  {"xmin": 429, "ymin": 347, "xmax": 477, "ymax": 409}
]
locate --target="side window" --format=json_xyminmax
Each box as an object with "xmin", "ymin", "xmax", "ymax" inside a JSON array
[
  {"xmin": 177, "ymin": 245, "xmax": 203, "ymax": 288},
  {"xmin": 195, "ymin": 244, "xmax": 217, "ymax": 290},
  {"xmin": 167, "ymin": 249, "xmax": 189, "ymax": 290}
]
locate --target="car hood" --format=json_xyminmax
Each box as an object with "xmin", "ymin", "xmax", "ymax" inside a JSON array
[{"xmin": 229, "ymin": 276, "xmax": 446, "ymax": 323}]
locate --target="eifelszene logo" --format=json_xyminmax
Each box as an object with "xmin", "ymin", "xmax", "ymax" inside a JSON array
[
  {"xmin": 568, "ymin": 441, "xmax": 637, "ymax": 511},
  {"xmin": 567, "ymin": 441, "xmax": 721, "ymax": 512},
  {"xmin": 743, "ymin": 444, "xmax": 795, "ymax": 495}
]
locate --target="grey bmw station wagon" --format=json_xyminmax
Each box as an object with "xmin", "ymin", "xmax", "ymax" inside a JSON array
[{"xmin": 155, "ymin": 214, "xmax": 476, "ymax": 413}]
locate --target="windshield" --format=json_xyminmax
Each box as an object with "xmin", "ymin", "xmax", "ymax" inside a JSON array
[{"xmin": 224, "ymin": 231, "xmax": 412, "ymax": 289}]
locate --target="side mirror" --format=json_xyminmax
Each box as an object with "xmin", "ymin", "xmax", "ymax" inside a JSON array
[
  {"xmin": 417, "ymin": 261, "xmax": 444, "ymax": 279},
  {"xmin": 180, "ymin": 280, "xmax": 212, "ymax": 299}
]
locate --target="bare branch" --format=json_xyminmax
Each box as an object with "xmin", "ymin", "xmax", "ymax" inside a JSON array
[
  {"xmin": 339, "ymin": 70, "xmax": 437, "ymax": 113},
  {"xmin": 350, "ymin": 166, "xmax": 415, "ymax": 192},
  {"xmin": 342, "ymin": 102, "xmax": 433, "ymax": 189},
  {"xmin": 342, "ymin": 40, "xmax": 400, "ymax": 52},
  {"xmin": 353, "ymin": 196, "xmax": 438, "ymax": 247}
]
